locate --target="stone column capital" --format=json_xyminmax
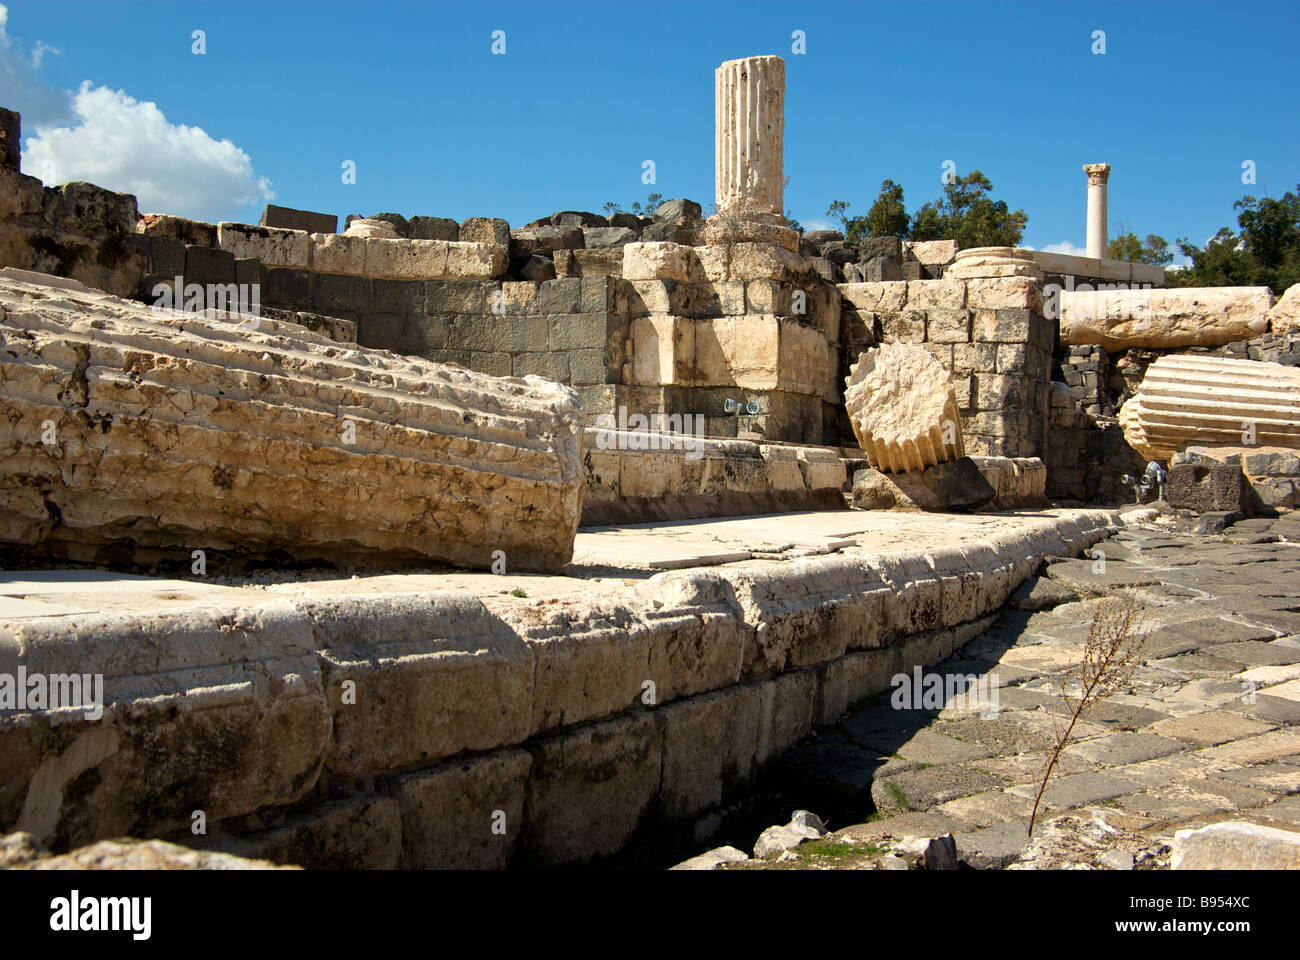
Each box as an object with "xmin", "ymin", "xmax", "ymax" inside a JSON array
[{"xmin": 1083, "ymin": 163, "xmax": 1111, "ymax": 186}]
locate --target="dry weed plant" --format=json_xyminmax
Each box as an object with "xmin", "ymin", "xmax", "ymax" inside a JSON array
[{"xmin": 1027, "ymin": 583, "xmax": 1151, "ymax": 836}]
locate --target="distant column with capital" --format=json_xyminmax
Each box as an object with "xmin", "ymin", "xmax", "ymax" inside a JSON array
[{"xmin": 1084, "ymin": 163, "xmax": 1110, "ymax": 260}]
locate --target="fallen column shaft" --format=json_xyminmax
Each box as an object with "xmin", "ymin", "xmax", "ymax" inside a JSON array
[
  {"xmin": 0, "ymin": 272, "xmax": 584, "ymax": 571},
  {"xmin": 1120, "ymin": 353, "xmax": 1300, "ymax": 461}
]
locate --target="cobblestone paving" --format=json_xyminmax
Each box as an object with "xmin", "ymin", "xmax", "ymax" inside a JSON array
[{"xmin": 757, "ymin": 510, "xmax": 1300, "ymax": 869}]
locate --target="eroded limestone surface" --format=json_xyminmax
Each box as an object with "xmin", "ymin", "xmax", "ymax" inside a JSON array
[
  {"xmin": 0, "ymin": 272, "xmax": 584, "ymax": 570},
  {"xmin": 1061, "ymin": 287, "xmax": 1272, "ymax": 350},
  {"xmin": 845, "ymin": 342, "xmax": 965, "ymax": 472}
]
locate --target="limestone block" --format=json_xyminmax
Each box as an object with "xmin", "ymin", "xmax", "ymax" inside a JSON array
[
  {"xmin": 1061, "ymin": 287, "xmax": 1272, "ymax": 350},
  {"xmin": 365, "ymin": 237, "xmax": 448, "ymax": 279},
  {"xmin": 623, "ymin": 241, "xmax": 691, "ymax": 282},
  {"xmin": 777, "ymin": 319, "xmax": 833, "ymax": 399},
  {"xmin": 203, "ymin": 796, "xmax": 401, "ymax": 869},
  {"xmin": 216, "ymin": 222, "xmax": 309, "ymax": 268},
  {"xmin": 727, "ymin": 242, "xmax": 810, "ymax": 281},
  {"xmin": 1171, "ymin": 822, "xmax": 1300, "ymax": 870},
  {"xmin": 0, "ymin": 273, "xmax": 585, "ymax": 571},
  {"xmin": 656, "ymin": 685, "xmax": 762, "ymax": 820},
  {"xmin": 631, "ymin": 314, "xmax": 693, "ymax": 385},
  {"xmin": 845, "ymin": 342, "xmax": 966, "ymax": 472},
  {"xmin": 908, "ymin": 240, "xmax": 959, "ymax": 266},
  {"xmin": 966, "ymin": 276, "xmax": 1042, "ymax": 311},
  {"xmin": 755, "ymin": 670, "xmax": 817, "ymax": 765},
  {"xmin": 851, "ymin": 459, "xmax": 995, "ymax": 513},
  {"xmin": 637, "ymin": 570, "xmax": 749, "ymax": 700},
  {"xmin": 908, "ymin": 278, "xmax": 967, "ymax": 310},
  {"xmin": 310, "ymin": 233, "xmax": 367, "ymax": 275},
  {"xmin": 839, "ymin": 280, "xmax": 907, "ymax": 314},
  {"xmin": 304, "ymin": 592, "xmax": 534, "ymax": 775},
  {"xmin": 459, "ymin": 217, "xmax": 511, "ymax": 245},
  {"xmin": 0, "ymin": 599, "xmax": 331, "ymax": 847},
  {"xmin": 491, "ymin": 596, "xmax": 651, "ymax": 735},
  {"xmin": 395, "ymin": 749, "xmax": 531, "ymax": 869},
  {"xmin": 1119, "ymin": 354, "xmax": 1300, "ymax": 461},
  {"xmin": 520, "ymin": 713, "xmax": 661, "ymax": 865},
  {"xmin": 137, "ymin": 212, "xmax": 217, "ymax": 247},
  {"xmin": 446, "ymin": 241, "xmax": 508, "ymax": 279},
  {"xmin": 694, "ymin": 315, "xmax": 780, "ymax": 390},
  {"xmin": 1268, "ymin": 283, "xmax": 1300, "ymax": 332},
  {"xmin": 0, "ymin": 168, "xmax": 46, "ymax": 220}
]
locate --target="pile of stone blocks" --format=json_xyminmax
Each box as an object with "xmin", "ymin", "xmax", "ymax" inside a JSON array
[{"xmin": 617, "ymin": 239, "xmax": 841, "ymax": 443}]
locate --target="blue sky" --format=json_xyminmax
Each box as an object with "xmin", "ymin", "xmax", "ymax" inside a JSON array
[{"xmin": 2, "ymin": 0, "xmax": 1297, "ymax": 262}]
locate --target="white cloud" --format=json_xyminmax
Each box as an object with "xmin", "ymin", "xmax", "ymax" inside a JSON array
[
  {"xmin": 22, "ymin": 82, "xmax": 274, "ymax": 222},
  {"xmin": 3, "ymin": 4, "xmax": 272, "ymax": 222},
  {"xmin": 1039, "ymin": 241, "xmax": 1088, "ymax": 256},
  {"xmin": 800, "ymin": 218, "xmax": 835, "ymax": 232}
]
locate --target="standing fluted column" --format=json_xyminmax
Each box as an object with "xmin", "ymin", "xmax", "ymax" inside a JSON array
[
  {"xmin": 1084, "ymin": 163, "xmax": 1110, "ymax": 260},
  {"xmin": 715, "ymin": 56, "xmax": 785, "ymax": 218}
]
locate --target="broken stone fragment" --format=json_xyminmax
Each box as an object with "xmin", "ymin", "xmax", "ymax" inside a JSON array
[
  {"xmin": 1171, "ymin": 822, "xmax": 1300, "ymax": 870},
  {"xmin": 845, "ymin": 342, "xmax": 966, "ymax": 473},
  {"xmin": 851, "ymin": 459, "xmax": 996, "ymax": 513}
]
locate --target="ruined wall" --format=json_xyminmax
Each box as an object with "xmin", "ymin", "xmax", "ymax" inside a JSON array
[
  {"xmin": 1046, "ymin": 286, "xmax": 1298, "ymax": 502},
  {"xmin": 838, "ymin": 276, "xmax": 1054, "ymax": 459},
  {"xmin": 0, "ymin": 165, "xmax": 147, "ymax": 299}
]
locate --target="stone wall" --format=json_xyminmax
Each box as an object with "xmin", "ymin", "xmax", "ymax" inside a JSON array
[
  {"xmin": 0, "ymin": 508, "xmax": 1120, "ymax": 866},
  {"xmin": 838, "ymin": 276, "xmax": 1054, "ymax": 458},
  {"xmin": 581, "ymin": 432, "xmax": 847, "ymax": 525},
  {"xmin": 0, "ymin": 166, "xmax": 147, "ymax": 299}
]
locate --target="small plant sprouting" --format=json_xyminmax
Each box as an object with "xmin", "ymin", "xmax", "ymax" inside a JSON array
[
  {"xmin": 509, "ymin": 587, "xmax": 527, "ymax": 598},
  {"xmin": 1027, "ymin": 584, "xmax": 1150, "ymax": 836}
]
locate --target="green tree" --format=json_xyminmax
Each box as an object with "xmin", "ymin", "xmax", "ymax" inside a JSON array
[
  {"xmin": 1108, "ymin": 225, "xmax": 1173, "ymax": 265},
  {"xmin": 602, "ymin": 192, "xmax": 665, "ymax": 218},
  {"xmin": 910, "ymin": 170, "xmax": 1027, "ymax": 248},
  {"xmin": 1171, "ymin": 187, "xmax": 1300, "ymax": 291},
  {"xmin": 862, "ymin": 179, "xmax": 910, "ymax": 239}
]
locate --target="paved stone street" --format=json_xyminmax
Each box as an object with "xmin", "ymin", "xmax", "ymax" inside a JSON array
[{"xmin": 730, "ymin": 510, "xmax": 1300, "ymax": 869}]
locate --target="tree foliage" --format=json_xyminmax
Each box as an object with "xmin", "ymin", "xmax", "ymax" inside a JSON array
[
  {"xmin": 1108, "ymin": 225, "xmax": 1173, "ymax": 265},
  {"xmin": 1170, "ymin": 188, "xmax": 1300, "ymax": 291},
  {"xmin": 826, "ymin": 171, "xmax": 1026, "ymax": 247},
  {"xmin": 910, "ymin": 171, "xmax": 1027, "ymax": 247}
]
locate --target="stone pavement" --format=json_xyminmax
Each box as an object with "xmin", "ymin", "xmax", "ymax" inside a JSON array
[{"xmin": 738, "ymin": 509, "xmax": 1300, "ymax": 869}]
